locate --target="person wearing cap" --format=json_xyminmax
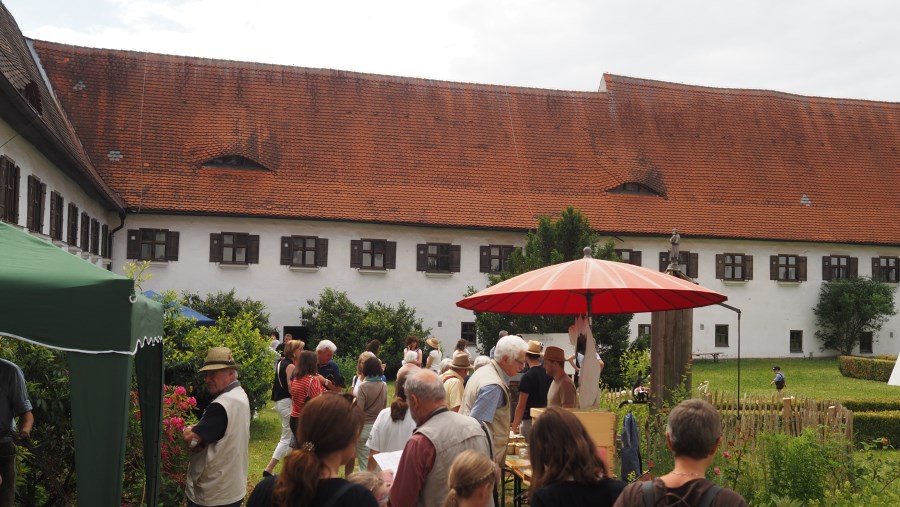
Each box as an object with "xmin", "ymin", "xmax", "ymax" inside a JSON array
[
  {"xmin": 182, "ymin": 347, "xmax": 251, "ymax": 507},
  {"xmin": 511, "ymin": 340, "xmax": 551, "ymax": 441},
  {"xmin": 771, "ymin": 366, "xmax": 786, "ymax": 393},
  {"xmin": 441, "ymin": 351, "xmax": 471, "ymax": 412},
  {"xmin": 544, "ymin": 346, "xmax": 577, "ymax": 409}
]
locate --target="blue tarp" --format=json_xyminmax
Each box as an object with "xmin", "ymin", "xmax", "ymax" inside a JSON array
[{"xmin": 143, "ymin": 290, "xmax": 215, "ymax": 326}]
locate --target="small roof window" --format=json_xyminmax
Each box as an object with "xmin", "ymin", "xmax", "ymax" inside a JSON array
[
  {"xmin": 202, "ymin": 155, "xmax": 269, "ymax": 171},
  {"xmin": 608, "ymin": 182, "xmax": 659, "ymax": 196}
]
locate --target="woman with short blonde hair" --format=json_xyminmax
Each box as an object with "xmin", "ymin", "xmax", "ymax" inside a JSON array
[{"xmin": 443, "ymin": 450, "xmax": 496, "ymax": 507}]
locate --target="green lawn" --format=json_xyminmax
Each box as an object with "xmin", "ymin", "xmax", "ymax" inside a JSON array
[{"xmin": 691, "ymin": 357, "xmax": 900, "ymax": 402}]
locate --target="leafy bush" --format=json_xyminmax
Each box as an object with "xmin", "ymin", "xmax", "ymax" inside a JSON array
[
  {"xmin": 838, "ymin": 355, "xmax": 894, "ymax": 382},
  {"xmin": 300, "ymin": 289, "xmax": 430, "ymax": 378},
  {"xmin": 182, "ymin": 289, "xmax": 273, "ymax": 335},
  {"xmin": 843, "ymin": 399, "xmax": 900, "ymax": 412},
  {"xmin": 854, "ymin": 411, "xmax": 900, "ymax": 447},
  {"xmin": 0, "ymin": 342, "xmax": 76, "ymax": 506},
  {"xmin": 165, "ymin": 312, "xmax": 275, "ymax": 414},
  {"xmin": 619, "ymin": 346, "xmax": 650, "ymax": 388}
]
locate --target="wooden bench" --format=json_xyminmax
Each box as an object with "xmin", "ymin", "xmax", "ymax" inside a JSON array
[{"xmin": 692, "ymin": 352, "xmax": 725, "ymax": 363}]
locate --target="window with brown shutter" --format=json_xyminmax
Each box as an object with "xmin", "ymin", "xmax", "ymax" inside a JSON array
[
  {"xmin": 80, "ymin": 212, "xmax": 90, "ymax": 250},
  {"xmin": 280, "ymin": 236, "xmax": 330, "ymax": 267},
  {"xmin": 715, "ymin": 253, "xmax": 752, "ymax": 281},
  {"xmin": 126, "ymin": 228, "xmax": 179, "ymax": 261},
  {"xmin": 0, "ymin": 156, "xmax": 20, "ymax": 224},
  {"xmin": 615, "ymin": 249, "xmax": 642, "ymax": 266},
  {"xmin": 101, "ymin": 224, "xmax": 109, "ymax": 257},
  {"xmin": 480, "ymin": 245, "xmax": 514, "ymax": 273},
  {"xmin": 352, "ymin": 239, "xmax": 393, "ymax": 270},
  {"xmin": 90, "ymin": 218, "xmax": 100, "ymax": 254},
  {"xmin": 770, "ymin": 255, "xmax": 806, "ymax": 282},
  {"xmin": 67, "ymin": 203, "xmax": 78, "ymax": 245},
  {"xmin": 659, "ymin": 251, "xmax": 698, "ymax": 277},
  {"xmin": 26, "ymin": 175, "xmax": 45, "ymax": 233},
  {"xmin": 823, "ymin": 255, "xmax": 857, "ymax": 280},
  {"xmin": 49, "ymin": 191, "xmax": 63, "ymax": 240},
  {"xmin": 418, "ymin": 243, "xmax": 460, "ymax": 273},
  {"xmin": 210, "ymin": 232, "xmax": 257, "ymax": 264},
  {"xmin": 872, "ymin": 257, "xmax": 899, "ymax": 283}
]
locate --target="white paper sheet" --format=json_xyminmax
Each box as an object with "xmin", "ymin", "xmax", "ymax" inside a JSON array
[{"xmin": 373, "ymin": 450, "xmax": 403, "ymax": 472}]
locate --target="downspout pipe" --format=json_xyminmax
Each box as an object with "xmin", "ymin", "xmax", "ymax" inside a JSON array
[{"xmin": 106, "ymin": 210, "xmax": 127, "ymax": 271}]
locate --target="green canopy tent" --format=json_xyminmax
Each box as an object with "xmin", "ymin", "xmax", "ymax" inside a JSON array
[{"xmin": 0, "ymin": 221, "xmax": 164, "ymax": 506}]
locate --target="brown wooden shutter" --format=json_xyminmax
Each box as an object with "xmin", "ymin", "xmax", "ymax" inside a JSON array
[
  {"xmin": 659, "ymin": 252, "xmax": 669, "ymax": 272},
  {"xmin": 745, "ymin": 255, "xmax": 753, "ymax": 280},
  {"xmin": 715, "ymin": 254, "xmax": 724, "ymax": 279},
  {"xmin": 872, "ymin": 257, "xmax": 881, "ymax": 279},
  {"xmin": 798, "ymin": 256, "xmax": 808, "ymax": 281},
  {"xmin": 385, "ymin": 241, "xmax": 397, "ymax": 269},
  {"xmin": 37, "ymin": 182, "xmax": 46, "ymax": 231},
  {"xmin": 126, "ymin": 229, "xmax": 140, "ymax": 259},
  {"xmin": 849, "ymin": 257, "xmax": 858, "ymax": 277},
  {"xmin": 8, "ymin": 164, "xmax": 19, "ymax": 223},
  {"xmin": 49, "ymin": 192, "xmax": 59, "ymax": 239},
  {"xmin": 80, "ymin": 212, "xmax": 89, "ymax": 249},
  {"xmin": 280, "ymin": 236, "xmax": 292, "ymax": 265},
  {"xmin": 631, "ymin": 250, "xmax": 642, "ymax": 266},
  {"xmin": 822, "ymin": 256, "xmax": 832, "ymax": 281},
  {"xmin": 26, "ymin": 176, "xmax": 35, "ymax": 229},
  {"xmin": 315, "ymin": 238, "xmax": 328, "ymax": 267},
  {"xmin": 417, "ymin": 244, "xmax": 428, "ymax": 271},
  {"xmin": 166, "ymin": 231, "xmax": 179, "ymax": 261},
  {"xmin": 209, "ymin": 233, "xmax": 222, "ymax": 262},
  {"xmin": 350, "ymin": 240, "xmax": 362, "ymax": 268},
  {"xmin": 688, "ymin": 253, "xmax": 699, "ymax": 278},
  {"xmin": 450, "ymin": 245, "xmax": 461, "ymax": 273},
  {"xmin": 0, "ymin": 158, "xmax": 7, "ymax": 218},
  {"xmin": 770, "ymin": 255, "xmax": 778, "ymax": 280},
  {"xmin": 247, "ymin": 235, "xmax": 260, "ymax": 264},
  {"xmin": 101, "ymin": 224, "xmax": 108, "ymax": 257},
  {"xmin": 480, "ymin": 246, "xmax": 490, "ymax": 272}
]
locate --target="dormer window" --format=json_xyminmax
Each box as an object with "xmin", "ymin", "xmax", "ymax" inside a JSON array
[
  {"xmin": 23, "ymin": 81, "xmax": 42, "ymax": 114},
  {"xmin": 608, "ymin": 182, "xmax": 659, "ymax": 196},
  {"xmin": 202, "ymin": 155, "xmax": 269, "ymax": 171}
]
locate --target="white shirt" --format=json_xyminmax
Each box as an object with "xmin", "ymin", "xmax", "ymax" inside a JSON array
[{"xmin": 366, "ymin": 406, "xmax": 416, "ymax": 454}]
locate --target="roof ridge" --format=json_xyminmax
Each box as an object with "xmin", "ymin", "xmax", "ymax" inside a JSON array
[
  {"xmin": 32, "ymin": 38, "xmax": 601, "ymax": 98},
  {"xmin": 602, "ymin": 73, "xmax": 900, "ymax": 106}
]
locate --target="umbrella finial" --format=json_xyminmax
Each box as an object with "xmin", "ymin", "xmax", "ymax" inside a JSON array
[{"xmin": 583, "ymin": 246, "xmax": 592, "ymax": 259}]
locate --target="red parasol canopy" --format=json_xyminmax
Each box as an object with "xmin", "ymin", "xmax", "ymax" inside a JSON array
[{"xmin": 457, "ymin": 248, "xmax": 727, "ymax": 315}]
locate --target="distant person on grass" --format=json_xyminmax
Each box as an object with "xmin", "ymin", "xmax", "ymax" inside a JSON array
[
  {"xmin": 612, "ymin": 399, "xmax": 748, "ymax": 507},
  {"xmin": 771, "ymin": 366, "xmax": 786, "ymax": 394}
]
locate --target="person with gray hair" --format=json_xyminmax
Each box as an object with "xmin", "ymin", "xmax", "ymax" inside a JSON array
[
  {"xmin": 612, "ymin": 399, "xmax": 747, "ymax": 506},
  {"xmin": 390, "ymin": 370, "xmax": 494, "ymax": 507},
  {"xmin": 315, "ymin": 340, "xmax": 344, "ymax": 392},
  {"xmin": 461, "ymin": 335, "xmax": 527, "ymax": 470},
  {"xmin": 472, "ymin": 356, "xmax": 491, "ymax": 371}
]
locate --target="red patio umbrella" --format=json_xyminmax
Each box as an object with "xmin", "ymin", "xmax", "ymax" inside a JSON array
[{"xmin": 456, "ymin": 247, "xmax": 727, "ymax": 316}]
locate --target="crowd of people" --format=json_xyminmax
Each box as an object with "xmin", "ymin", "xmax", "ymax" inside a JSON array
[{"xmin": 182, "ymin": 331, "xmax": 746, "ymax": 507}]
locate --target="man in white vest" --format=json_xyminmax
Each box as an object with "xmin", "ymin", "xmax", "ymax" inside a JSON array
[
  {"xmin": 390, "ymin": 369, "xmax": 494, "ymax": 507},
  {"xmin": 461, "ymin": 335, "xmax": 527, "ymax": 463},
  {"xmin": 182, "ymin": 347, "xmax": 250, "ymax": 507}
]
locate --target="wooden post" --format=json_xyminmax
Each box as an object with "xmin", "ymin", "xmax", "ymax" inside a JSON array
[{"xmin": 650, "ymin": 308, "xmax": 693, "ymax": 408}]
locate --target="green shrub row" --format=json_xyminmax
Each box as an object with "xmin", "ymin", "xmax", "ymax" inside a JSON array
[
  {"xmin": 838, "ymin": 355, "xmax": 894, "ymax": 382},
  {"xmin": 854, "ymin": 410, "xmax": 900, "ymax": 447},
  {"xmin": 843, "ymin": 399, "xmax": 900, "ymax": 412}
]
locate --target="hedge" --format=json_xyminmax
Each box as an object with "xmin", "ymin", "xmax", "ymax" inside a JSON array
[
  {"xmin": 838, "ymin": 355, "xmax": 895, "ymax": 382},
  {"xmin": 854, "ymin": 410, "xmax": 900, "ymax": 447},
  {"xmin": 843, "ymin": 399, "xmax": 900, "ymax": 412}
]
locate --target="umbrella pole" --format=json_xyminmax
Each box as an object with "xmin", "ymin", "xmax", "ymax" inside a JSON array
[{"xmin": 717, "ymin": 302, "xmax": 742, "ymax": 419}]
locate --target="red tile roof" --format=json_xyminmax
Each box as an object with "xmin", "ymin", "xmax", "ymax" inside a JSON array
[
  {"xmin": 31, "ymin": 41, "xmax": 900, "ymax": 245},
  {"xmin": 0, "ymin": 7, "xmax": 123, "ymax": 210}
]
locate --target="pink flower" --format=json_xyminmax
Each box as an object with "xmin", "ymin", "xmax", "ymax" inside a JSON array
[
  {"xmin": 723, "ymin": 451, "xmax": 732, "ymax": 459},
  {"xmin": 174, "ymin": 385, "xmax": 187, "ymax": 396},
  {"xmin": 714, "ymin": 467, "xmax": 721, "ymax": 476}
]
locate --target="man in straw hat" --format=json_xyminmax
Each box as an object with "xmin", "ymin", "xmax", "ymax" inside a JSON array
[
  {"xmin": 544, "ymin": 346, "xmax": 577, "ymax": 408},
  {"xmin": 511, "ymin": 340, "xmax": 551, "ymax": 441},
  {"xmin": 440, "ymin": 350, "xmax": 471, "ymax": 412},
  {"xmin": 182, "ymin": 347, "xmax": 250, "ymax": 507}
]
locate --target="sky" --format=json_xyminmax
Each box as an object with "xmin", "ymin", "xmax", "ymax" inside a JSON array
[{"xmin": 4, "ymin": 0, "xmax": 900, "ymax": 102}]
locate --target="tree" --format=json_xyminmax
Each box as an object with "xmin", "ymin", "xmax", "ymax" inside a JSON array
[
  {"xmin": 470, "ymin": 206, "xmax": 634, "ymax": 388},
  {"xmin": 300, "ymin": 288, "xmax": 430, "ymax": 378},
  {"xmin": 182, "ymin": 289, "xmax": 273, "ymax": 335},
  {"xmin": 813, "ymin": 277, "xmax": 896, "ymax": 355}
]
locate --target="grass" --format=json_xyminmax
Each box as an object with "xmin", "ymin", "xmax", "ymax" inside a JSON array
[{"xmin": 691, "ymin": 357, "xmax": 900, "ymax": 402}]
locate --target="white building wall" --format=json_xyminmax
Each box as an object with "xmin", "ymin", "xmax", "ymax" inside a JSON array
[
  {"xmin": 0, "ymin": 117, "xmax": 115, "ymax": 266},
  {"xmin": 111, "ymin": 212, "xmax": 900, "ymax": 358}
]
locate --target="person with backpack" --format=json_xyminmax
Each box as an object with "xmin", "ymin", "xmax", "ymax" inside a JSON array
[
  {"xmin": 613, "ymin": 399, "xmax": 747, "ymax": 507},
  {"xmin": 771, "ymin": 366, "xmax": 786, "ymax": 393}
]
